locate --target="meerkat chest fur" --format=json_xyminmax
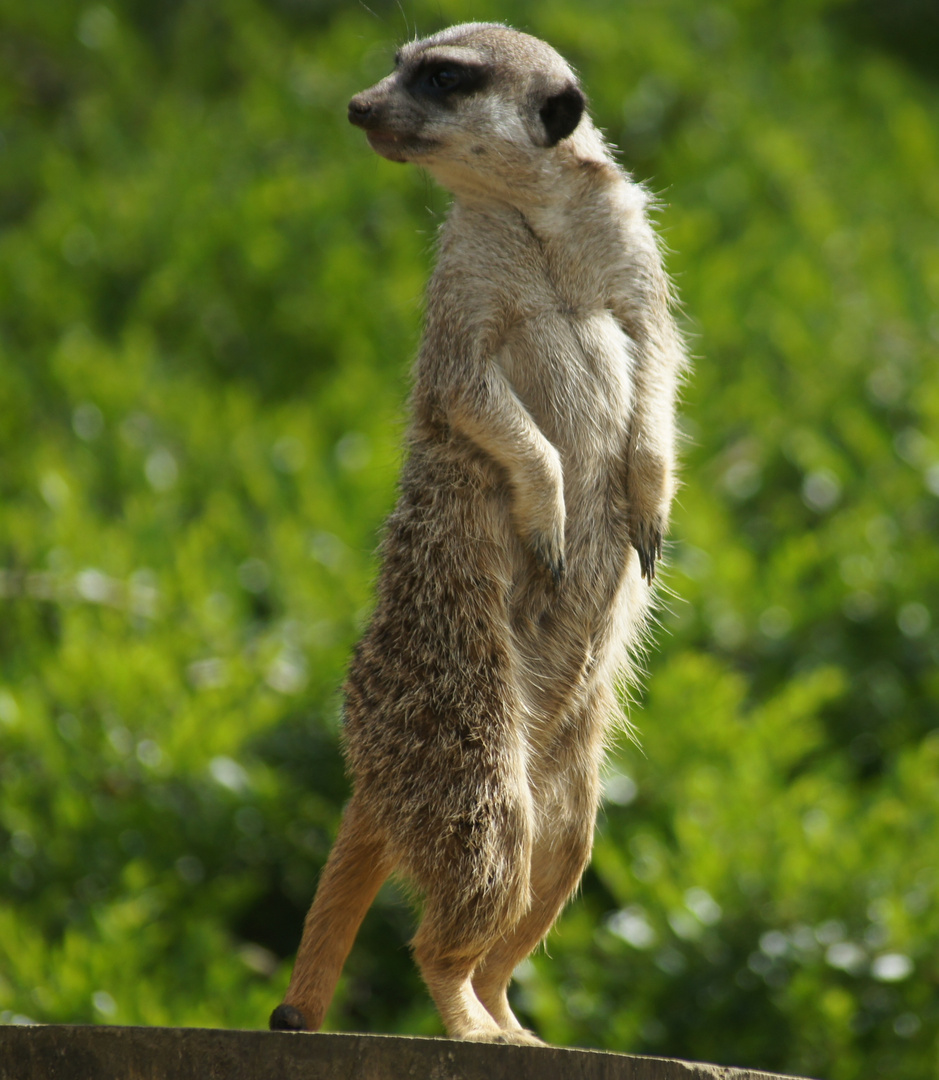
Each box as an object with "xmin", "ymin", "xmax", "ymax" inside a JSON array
[{"xmin": 424, "ymin": 184, "xmax": 646, "ymax": 473}]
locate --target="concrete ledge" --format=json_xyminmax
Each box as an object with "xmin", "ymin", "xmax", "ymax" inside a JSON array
[{"xmin": 0, "ymin": 1025, "xmax": 809, "ymax": 1080}]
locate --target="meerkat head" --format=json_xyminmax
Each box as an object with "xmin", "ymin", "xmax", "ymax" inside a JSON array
[{"xmin": 348, "ymin": 24, "xmax": 591, "ymax": 196}]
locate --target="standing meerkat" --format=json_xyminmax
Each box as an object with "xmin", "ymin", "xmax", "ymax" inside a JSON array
[{"xmin": 270, "ymin": 23, "xmax": 686, "ymax": 1044}]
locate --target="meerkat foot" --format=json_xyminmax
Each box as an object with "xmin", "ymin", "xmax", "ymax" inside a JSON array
[
  {"xmin": 459, "ymin": 1025, "xmax": 545, "ymax": 1046},
  {"xmin": 495, "ymin": 1027, "xmax": 547, "ymax": 1047},
  {"xmin": 470, "ymin": 984, "xmax": 546, "ymax": 1046},
  {"xmin": 455, "ymin": 1022, "xmax": 529, "ymax": 1044}
]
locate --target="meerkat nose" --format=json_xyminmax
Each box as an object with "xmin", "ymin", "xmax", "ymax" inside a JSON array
[{"xmin": 348, "ymin": 96, "xmax": 375, "ymax": 128}]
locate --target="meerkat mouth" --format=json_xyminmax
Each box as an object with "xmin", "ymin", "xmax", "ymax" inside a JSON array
[
  {"xmin": 366, "ymin": 131, "xmax": 404, "ymax": 152},
  {"xmin": 366, "ymin": 130, "xmax": 439, "ymax": 162}
]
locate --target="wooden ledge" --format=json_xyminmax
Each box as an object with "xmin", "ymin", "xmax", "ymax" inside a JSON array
[{"xmin": 0, "ymin": 1025, "xmax": 810, "ymax": 1080}]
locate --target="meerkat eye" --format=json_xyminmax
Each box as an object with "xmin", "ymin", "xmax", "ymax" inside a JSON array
[
  {"xmin": 409, "ymin": 60, "xmax": 489, "ymax": 100},
  {"xmin": 427, "ymin": 67, "xmax": 461, "ymax": 91}
]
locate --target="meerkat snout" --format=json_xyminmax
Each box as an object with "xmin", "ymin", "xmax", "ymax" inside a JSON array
[{"xmin": 347, "ymin": 96, "xmax": 374, "ymax": 126}]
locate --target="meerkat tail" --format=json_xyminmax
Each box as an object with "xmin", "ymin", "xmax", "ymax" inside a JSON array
[{"xmin": 270, "ymin": 798, "xmax": 392, "ymax": 1032}]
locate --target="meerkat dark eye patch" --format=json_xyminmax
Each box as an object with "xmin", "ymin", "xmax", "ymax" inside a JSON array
[
  {"xmin": 408, "ymin": 60, "xmax": 491, "ymax": 100},
  {"xmin": 539, "ymin": 84, "xmax": 585, "ymax": 145}
]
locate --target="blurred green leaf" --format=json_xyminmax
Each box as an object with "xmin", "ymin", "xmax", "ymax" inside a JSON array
[{"xmin": 1, "ymin": 2, "xmax": 938, "ymax": 1077}]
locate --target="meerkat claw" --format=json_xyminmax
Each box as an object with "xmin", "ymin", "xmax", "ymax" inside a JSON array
[
  {"xmin": 531, "ymin": 533, "xmax": 565, "ymax": 588},
  {"xmin": 631, "ymin": 520, "xmax": 663, "ymax": 585}
]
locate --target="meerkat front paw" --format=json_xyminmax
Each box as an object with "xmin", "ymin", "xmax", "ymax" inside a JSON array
[
  {"xmin": 521, "ymin": 499, "xmax": 565, "ymax": 587},
  {"xmin": 529, "ymin": 526, "xmax": 566, "ymax": 587},
  {"xmin": 629, "ymin": 515, "xmax": 663, "ymax": 584},
  {"xmin": 624, "ymin": 446, "xmax": 671, "ymax": 584},
  {"xmin": 512, "ymin": 465, "xmax": 566, "ymax": 587}
]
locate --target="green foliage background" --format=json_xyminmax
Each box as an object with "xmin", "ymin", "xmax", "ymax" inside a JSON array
[{"xmin": 1, "ymin": 1, "xmax": 938, "ymax": 1077}]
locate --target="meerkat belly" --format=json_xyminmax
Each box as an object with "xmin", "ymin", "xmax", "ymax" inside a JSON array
[
  {"xmin": 501, "ymin": 306, "xmax": 633, "ymax": 460},
  {"xmin": 500, "ymin": 303, "xmax": 634, "ymax": 554},
  {"xmin": 497, "ymin": 306, "xmax": 636, "ymax": 730}
]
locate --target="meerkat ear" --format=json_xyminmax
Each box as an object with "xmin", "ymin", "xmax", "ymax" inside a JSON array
[{"xmin": 539, "ymin": 83, "xmax": 585, "ymax": 145}]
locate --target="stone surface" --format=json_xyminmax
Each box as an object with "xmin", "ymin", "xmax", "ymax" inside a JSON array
[{"xmin": 0, "ymin": 1026, "xmax": 811, "ymax": 1080}]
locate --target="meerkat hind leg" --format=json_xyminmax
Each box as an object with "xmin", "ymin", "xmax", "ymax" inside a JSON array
[
  {"xmin": 414, "ymin": 948, "xmax": 507, "ymax": 1043},
  {"xmin": 414, "ymin": 932, "xmax": 545, "ymax": 1046},
  {"xmin": 472, "ymin": 729, "xmax": 601, "ymax": 1043},
  {"xmin": 411, "ymin": 824, "xmax": 536, "ymax": 1043},
  {"xmin": 471, "ymin": 828, "xmax": 592, "ymax": 1044}
]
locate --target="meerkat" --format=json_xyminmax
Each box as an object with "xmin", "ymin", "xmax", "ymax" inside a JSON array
[{"xmin": 270, "ymin": 23, "xmax": 686, "ymax": 1045}]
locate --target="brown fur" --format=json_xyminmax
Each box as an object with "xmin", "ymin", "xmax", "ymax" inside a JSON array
[{"xmin": 270, "ymin": 23, "xmax": 686, "ymax": 1044}]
